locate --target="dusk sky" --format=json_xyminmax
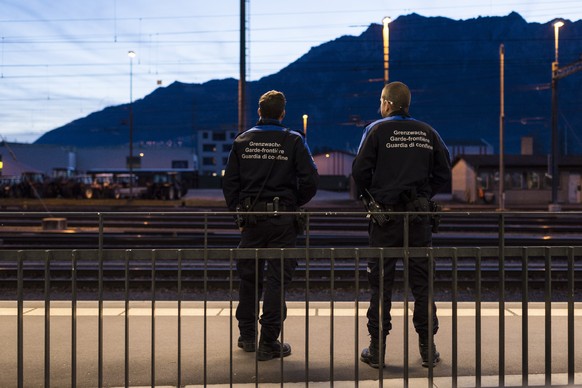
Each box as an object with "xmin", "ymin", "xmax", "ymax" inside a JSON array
[{"xmin": 1, "ymin": 0, "xmax": 580, "ymax": 143}]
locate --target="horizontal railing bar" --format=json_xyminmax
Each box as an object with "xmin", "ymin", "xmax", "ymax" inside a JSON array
[
  {"xmin": 2, "ymin": 246, "xmax": 581, "ymax": 261},
  {"xmin": 2, "ymin": 210, "xmax": 582, "ymax": 216}
]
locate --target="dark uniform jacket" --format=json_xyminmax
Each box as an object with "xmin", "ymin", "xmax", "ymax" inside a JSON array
[
  {"xmin": 352, "ymin": 111, "xmax": 451, "ymax": 205},
  {"xmin": 223, "ymin": 119, "xmax": 319, "ymax": 211}
]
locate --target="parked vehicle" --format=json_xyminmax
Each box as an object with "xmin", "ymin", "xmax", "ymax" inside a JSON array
[
  {"xmin": 146, "ymin": 172, "xmax": 184, "ymax": 200},
  {"xmin": 60, "ymin": 175, "xmax": 95, "ymax": 199},
  {"xmin": 90, "ymin": 173, "xmax": 119, "ymax": 199}
]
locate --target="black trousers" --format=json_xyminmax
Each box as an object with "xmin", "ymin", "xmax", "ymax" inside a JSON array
[
  {"xmin": 367, "ymin": 213, "xmax": 438, "ymax": 341},
  {"xmin": 236, "ymin": 215, "xmax": 297, "ymax": 342}
]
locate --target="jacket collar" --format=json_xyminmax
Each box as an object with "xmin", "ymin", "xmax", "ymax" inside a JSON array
[
  {"xmin": 388, "ymin": 109, "xmax": 411, "ymax": 118},
  {"xmin": 256, "ymin": 118, "xmax": 286, "ymax": 127}
]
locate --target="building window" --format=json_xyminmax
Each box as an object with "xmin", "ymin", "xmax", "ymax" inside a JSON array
[
  {"xmin": 172, "ymin": 160, "xmax": 188, "ymax": 169},
  {"xmin": 544, "ymin": 173, "xmax": 553, "ymax": 189},
  {"xmin": 477, "ymin": 172, "xmax": 492, "ymax": 190},
  {"xmin": 202, "ymin": 132, "xmax": 209, "ymax": 139},
  {"xmin": 509, "ymin": 172, "xmax": 524, "ymax": 190},
  {"xmin": 212, "ymin": 132, "xmax": 226, "ymax": 141},
  {"xmin": 222, "ymin": 144, "xmax": 232, "ymax": 152},
  {"xmin": 526, "ymin": 171, "xmax": 540, "ymax": 190},
  {"xmin": 203, "ymin": 144, "xmax": 216, "ymax": 152},
  {"xmin": 203, "ymin": 157, "xmax": 216, "ymax": 166}
]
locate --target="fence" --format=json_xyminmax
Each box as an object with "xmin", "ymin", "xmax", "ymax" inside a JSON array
[{"xmin": 0, "ymin": 210, "xmax": 580, "ymax": 387}]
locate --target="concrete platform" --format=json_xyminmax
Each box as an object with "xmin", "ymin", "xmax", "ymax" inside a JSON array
[{"xmin": 0, "ymin": 301, "xmax": 580, "ymax": 387}]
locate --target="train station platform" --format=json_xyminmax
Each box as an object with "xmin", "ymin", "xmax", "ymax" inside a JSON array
[{"xmin": 1, "ymin": 300, "xmax": 580, "ymax": 387}]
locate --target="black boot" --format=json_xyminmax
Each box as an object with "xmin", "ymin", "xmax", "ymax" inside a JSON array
[
  {"xmin": 257, "ymin": 339, "xmax": 291, "ymax": 361},
  {"xmin": 237, "ymin": 336, "xmax": 256, "ymax": 352},
  {"xmin": 419, "ymin": 338, "xmax": 440, "ymax": 367},
  {"xmin": 360, "ymin": 338, "xmax": 386, "ymax": 368}
]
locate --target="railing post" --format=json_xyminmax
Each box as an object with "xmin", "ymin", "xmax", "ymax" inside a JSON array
[
  {"xmin": 378, "ymin": 248, "xmax": 384, "ymax": 386},
  {"xmin": 452, "ymin": 247, "xmax": 458, "ymax": 388},
  {"xmin": 98, "ymin": 212, "xmax": 104, "ymax": 388},
  {"xmin": 567, "ymin": 246, "xmax": 575, "ymax": 385},
  {"xmin": 124, "ymin": 249, "xmax": 131, "ymax": 388},
  {"xmin": 498, "ymin": 214, "xmax": 505, "ymax": 386},
  {"xmin": 44, "ymin": 250, "xmax": 51, "ymax": 388},
  {"xmin": 475, "ymin": 247, "xmax": 482, "ymax": 388},
  {"xmin": 229, "ymin": 249, "xmax": 235, "ymax": 386},
  {"xmin": 428, "ymin": 248, "xmax": 435, "ymax": 386},
  {"xmin": 17, "ymin": 250, "xmax": 24, "ymax": 388},
  {"xmin": 203, "ymin": 213, "xmax": 209, "ymax": 387},
  {"xmin": 280, "ymin": 248, "xmax": 285, "ymax": 384},
  {"xmin": 304, "ymin": 213, "xmax": 311, "ymax": 386},
  {"xmin": 71, "ymin": 250, "xmax": 78, "ymax": 388},
  {"xmin": 330, "ymin": 248, "xmax": 335, "ymax": 385},
  {"xmin": 354, "ymin": 248, "xmax": 360, "ymax": 388},
  {"xmin": 521, "ymin": 247, "xmax": 529, "ymax": 386},
  {"xmin": 403, "ymin": 215, "xmax": 410, "ymax": 387},
  {"xmin": 150, "ymin": 250, "xmax": 156, "ymax": 387},
  {"xmin": 254, "ymin": 249, "xmax": 259, "ymax": 386},
  {"xmin": 544, "ymin": 247, "xmax": 552, "ymax": 386},
  {"xmin": 177, "ymin": 249, "xmax": 183, "ymax": 388}
]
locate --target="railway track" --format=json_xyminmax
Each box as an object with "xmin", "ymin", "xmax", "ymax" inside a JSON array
[
  {"xmin": 1, "ymin": 209, "xmax": 582, "ymax": 249},
  {"xmin": 0, "ymin": 209, "xmax": 580, "ymax": 294}
]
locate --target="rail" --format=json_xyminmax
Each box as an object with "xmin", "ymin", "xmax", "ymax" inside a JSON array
[{"xmin": 0, "ymin": 210, "xmax": 580, "ymax": 387}]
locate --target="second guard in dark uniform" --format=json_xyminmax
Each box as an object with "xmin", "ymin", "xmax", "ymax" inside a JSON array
[
  {"xmin": 352, "ymin": 81, "xmax": 451, "ymax": 369},
  {"xmin": 223, "ymin": 90, "xmax": 319, "ymax": 361}
]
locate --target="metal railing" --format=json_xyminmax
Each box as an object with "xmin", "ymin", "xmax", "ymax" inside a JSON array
[{"xmin": 0, "ymin": 210, "xmax": 580, "ymax": 387}]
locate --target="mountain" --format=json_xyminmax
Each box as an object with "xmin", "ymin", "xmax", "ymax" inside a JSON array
[{"xmin": 35, "ymin": 13, "xmax": 582, "ymax": 155}]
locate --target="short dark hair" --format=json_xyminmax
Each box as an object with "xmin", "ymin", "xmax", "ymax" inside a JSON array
[
  {"xmin": 382, "ymin": 81, "xmax": 411, "ymax": 110},
  {"xmin": 258, "ymin": 90, "xmax": 286, "ymax": 119}
]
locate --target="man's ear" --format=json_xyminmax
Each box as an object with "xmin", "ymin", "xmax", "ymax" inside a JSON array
[
  {"xmin": 280, "ymin": 110, "xmax": 286, "ymax": 121},
  {"xmin": 257, "ymin": 107, "xmax": 262, "ymax": 118}
]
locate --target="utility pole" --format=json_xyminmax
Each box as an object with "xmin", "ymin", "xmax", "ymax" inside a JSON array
[
  {"xmin": 238, "ymin": 0, "xmax": 248, "ymax": 133},
  {"xmin": 549, "ymin": 19, "xmax": 582, "ymax": 211},
  {"xmin": 499, "ymin": 44, "xmax": 505, "ymax": 211}
]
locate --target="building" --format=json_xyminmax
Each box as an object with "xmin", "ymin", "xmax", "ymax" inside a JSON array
[
  {"xmin": 447, "ymin": 138, "xmax": 494, "ymax": 160},
  {"xmin": 0, "ymin": 142, "xmax": 74, "ymax": 176},
  {"xmin": 0, "ymin": 142, "xmax": 196, "ymax": 177},
  {"xmin": 312, "ymin": 151, "xmax": 355, "ymax": 191},
  {"xmin": 197, "ymin": 129, "xmax": 237, "ymax": 176},
  {"xmin": 452, "ymin": 154, "xmax": 582, "ymax": 205},
  {"xmin": 313, "ymin": 150, "xmax": 354, "ymax": 176}
]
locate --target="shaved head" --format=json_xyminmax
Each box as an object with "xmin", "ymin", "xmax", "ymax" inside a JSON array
[{"xmin": 381, "ymin": 81, "xmax": 411, "ymax": 111}]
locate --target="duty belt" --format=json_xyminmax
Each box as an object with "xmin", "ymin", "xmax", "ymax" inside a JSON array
[{"xmin": 251, "ymin": 201, "xmax": 295, "ymax": 212}]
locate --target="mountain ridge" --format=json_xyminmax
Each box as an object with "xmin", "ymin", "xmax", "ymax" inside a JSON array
[{"xmin": 35, "ymin": 13, "xmax": 582, "ymax": 155}]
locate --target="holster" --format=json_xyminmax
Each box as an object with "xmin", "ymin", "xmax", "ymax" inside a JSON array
[
  {"xmin": 399, "ymin": 190, "xmax": 429, "ymax": 224},
  {"xmin": 360, "ymin": 189, "xmax": 389, "ymax": 226},
  {"xmin": 234, "ymin": 197, "xmax": 257, "ymax": 228},
  {"xmin": 294, "ymin": 208, "xmax": 307, "ymax": 235},
  {"xmin": 429, "ymin": 200, "xmax": 442, "ymax": 233}
]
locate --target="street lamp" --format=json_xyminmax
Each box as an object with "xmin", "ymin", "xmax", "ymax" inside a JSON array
[
  {"xmin": 128, "ymin": 50, "xmax": 136, "ymax": 199},
  {"xmin": 550, "ymin": 21, "xmax": 564, "ymax": 211},
  {"xmin": 553, "ymin": 21, "xmax": 564, "ymax": 63},
  {"xmin": 382, "ymin": 17, "xmax": 391, "ymax": 84},
  {"xmin": 302, "ymin": 114, "xmax": 308, "ymax": 135}
]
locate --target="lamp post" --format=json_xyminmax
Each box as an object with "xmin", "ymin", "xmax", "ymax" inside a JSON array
[
  {"xmin": 550, "ymin": 21, "xmax": 564, "ymax": 211},
  {"xmin": 499, "ymin": 44, "xmax": 505, "ymax": 211},
  {"xmin": 128, "ymin": 50, "xmax": 136, "ymax": 199},
  {"xmin": 382, "ymin": 17, "xmax": 391, "ymax": 84},
  {"xmin": 302, "ymin": 114, "xmax": 308, "ymax": 136}
]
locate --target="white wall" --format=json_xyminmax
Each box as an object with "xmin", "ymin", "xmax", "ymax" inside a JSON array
[
  {"xmin": 452, "ymin": 159, "xmax": 478, "ymax": 203},
  {"xmin": 313, "ymin": 152, "xmax": 354, "ymax": 176}
]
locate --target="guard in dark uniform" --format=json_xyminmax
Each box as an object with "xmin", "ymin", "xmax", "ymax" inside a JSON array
[
  {"xmin": 223, "ymin": 90, "xmax": 319, "ymax": 361},
  {"xmin": 352, "ymin": 81, "xmax": 451, "ymax": 368}
]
